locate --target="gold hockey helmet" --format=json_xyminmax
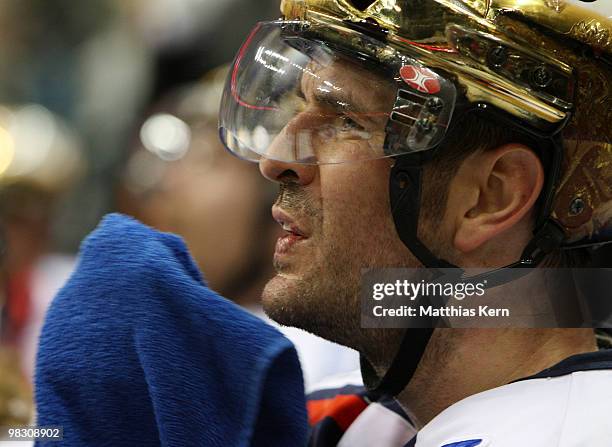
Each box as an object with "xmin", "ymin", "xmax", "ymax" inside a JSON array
[{"xmin": 219, "ymin": 0, "xmax": 611, "ymax": 248}]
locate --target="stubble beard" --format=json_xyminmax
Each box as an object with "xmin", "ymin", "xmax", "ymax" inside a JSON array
[
  {"xmin": 262, "ymin": 182, "xmax": 417, "ymax": 353},
  {"xmin": 263, "ymin": 237, "xmax": 362, "ymax": 348}
]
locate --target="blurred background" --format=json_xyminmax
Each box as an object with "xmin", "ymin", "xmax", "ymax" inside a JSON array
[
  {"xmin": 0, "ymin": 0, "xmax": 609, "ymax": 431},
  {"xmin": 0, "ymin": 0, "xmax": 364, "ymax": 429}
]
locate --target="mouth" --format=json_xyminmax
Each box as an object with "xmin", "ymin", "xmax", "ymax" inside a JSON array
[{"xmin": 272, "ymin": 206, "xmax": 309, "ymax": 258}]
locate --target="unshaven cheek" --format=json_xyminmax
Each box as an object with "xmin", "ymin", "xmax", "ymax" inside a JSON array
[{"xmin": 317, "ymin": 160, "xmax": 407, "ymax": 268}]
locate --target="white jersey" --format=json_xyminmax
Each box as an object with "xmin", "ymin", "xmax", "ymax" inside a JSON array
[
  {"xmin": 307, "ymin": 351, "xmax": 612, "ymax": 447},
  {"xmin": 412, "ymin": 351, "xmax": 612, "ymax": 447}
]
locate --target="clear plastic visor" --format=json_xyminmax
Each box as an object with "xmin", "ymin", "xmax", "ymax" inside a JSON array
[{"xmin": 219, "ymin": 21, "xmax": 457, "ymax": 165}]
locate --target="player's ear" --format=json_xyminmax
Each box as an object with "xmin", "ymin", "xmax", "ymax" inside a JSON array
[{"xmin": 450, "ymin": 144, "xmax": 544, "ymax": 253}]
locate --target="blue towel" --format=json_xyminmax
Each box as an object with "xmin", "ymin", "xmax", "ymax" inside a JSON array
[{"xmin": 35, "ymin": 213, "xmax": 307, "ymax": 446}]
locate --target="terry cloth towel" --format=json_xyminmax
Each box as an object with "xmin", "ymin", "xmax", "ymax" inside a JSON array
[{"xmin": 35, "ymin": 213, "xmax": 307, "ymax": 446}]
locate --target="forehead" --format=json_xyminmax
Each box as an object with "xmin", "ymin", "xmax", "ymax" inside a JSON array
[{"xmin": 300, "ymin": 56, "xmax": 397, "ymax": 106}]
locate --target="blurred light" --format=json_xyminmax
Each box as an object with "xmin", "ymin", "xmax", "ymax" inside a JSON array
[
  {"xmin": 140, "ymin": 113, "xmax": 191, "ymax": 161},
  {"xmin": 0, "ymin": 105, "xmax": 84, "ymax": 192},
  {"xmin": 253, "ymin": 125, "xmax": 270, "ymax": 151},
  {"xmin": 0, "ymin": 126, "xmax": 15, "ymax": 177},
  {"xmin": 9, "ymin": 105, "xmax": 57, "ymax": 177}
]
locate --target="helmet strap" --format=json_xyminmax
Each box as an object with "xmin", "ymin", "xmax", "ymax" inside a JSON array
[
  {"xmin": 361, "ymin": 151, "xmax": 565, "ymax": 396},
  {"xmin": 360, "ymin": 328, "xmax": 433, "ymax": 398}
]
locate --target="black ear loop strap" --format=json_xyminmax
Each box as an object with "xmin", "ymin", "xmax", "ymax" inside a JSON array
[
  {"xmin": 389, "ymin": 105, "xmax": 568, "ymax": 282},
  {"xmin": 360, "ymin": 105, "xmax": 569, "ymax": 397}
]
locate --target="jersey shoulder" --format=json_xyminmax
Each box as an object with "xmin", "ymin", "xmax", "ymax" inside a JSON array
[
  {"xmin": 416, "ymin": 351, "xmax": 612, "ymax": 447},
  {"xmin": 307, "ymin": 370, "xmax": 416, "ymax": 447}
]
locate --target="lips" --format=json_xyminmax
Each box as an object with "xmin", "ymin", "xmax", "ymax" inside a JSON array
[
  {"xmin": 272, "ymin": 206, "xmax": 309, "ymax": 256},
  {"xmin": 272, "ymin": 207, "xmax": 308, "ymax": 236}
]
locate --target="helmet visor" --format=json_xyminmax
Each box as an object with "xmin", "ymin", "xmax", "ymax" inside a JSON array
[{"xmin": 219, "ymin": 21, "xmax": 457, "ymax": 164}]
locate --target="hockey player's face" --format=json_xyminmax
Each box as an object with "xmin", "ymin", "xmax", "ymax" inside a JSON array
[{"xmin": 258, "ymin": 61, "xmax": 419, "ymax": 348}]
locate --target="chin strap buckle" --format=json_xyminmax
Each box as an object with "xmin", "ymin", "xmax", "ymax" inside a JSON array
[{"xmin": 521, "ymin": 220, "xmax": 566, "ymax": 266}]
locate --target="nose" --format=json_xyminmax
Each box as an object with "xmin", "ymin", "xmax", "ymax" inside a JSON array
[
  {"xmin": 258, "ymin": 123, "xmax": 317, "ymax": 185},
  {"xmin": 259, "ymin": 156, "xmax": 316, "ymax": 185}
]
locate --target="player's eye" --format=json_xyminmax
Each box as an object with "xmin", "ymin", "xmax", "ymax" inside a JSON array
[{"xmin": 339, "ymin": 114, "xmax": 365, "ymax": 132}]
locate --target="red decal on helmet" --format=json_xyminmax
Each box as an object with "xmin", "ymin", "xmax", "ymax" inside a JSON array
[{"xmin": 400, "ymin": 65, "xmax": 441, "ymax": 94}]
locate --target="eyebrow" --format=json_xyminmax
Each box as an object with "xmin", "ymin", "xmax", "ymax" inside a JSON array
[
  {"xmin": 313, "ymin": 88, "xmax": 354, "ymax": 112},
  {"xmin": 297, "ymin": 70, "xmax": 351, "ymax": 108}
]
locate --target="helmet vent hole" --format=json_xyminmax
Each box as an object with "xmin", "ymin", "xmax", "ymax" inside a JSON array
[{"xmin": 349, "ymin": 0, "xmax": 376, "ymax": 11}]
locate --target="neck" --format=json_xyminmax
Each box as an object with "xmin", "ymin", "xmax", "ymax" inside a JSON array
[{"xmin": 396, "ymin": 327, "xmax": 597, "ymax": 428}]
